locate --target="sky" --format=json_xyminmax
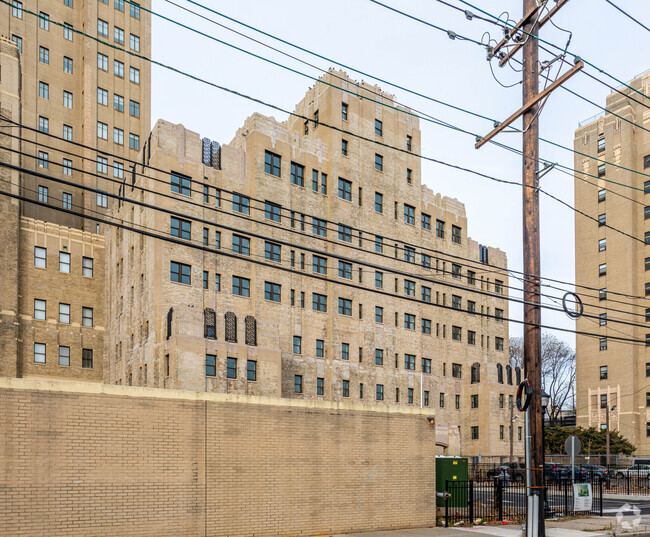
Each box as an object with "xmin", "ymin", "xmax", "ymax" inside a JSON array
[{"xmin": 150, "ymin": 0, "xmax": 650, "ymax": 350}]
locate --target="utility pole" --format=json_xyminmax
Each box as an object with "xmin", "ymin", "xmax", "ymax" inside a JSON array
[{"xmin": 474, "ymin": 1, "xmax": 579, "ymax": 534}]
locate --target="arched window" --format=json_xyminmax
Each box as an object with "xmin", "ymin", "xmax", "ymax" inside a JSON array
[
  {"xmin": 516, "ymin": 367, "xmax": 522, "ymax": 385},
  {"xmin": 471, "ymin": 362, "xmax": 481, "ymax": 384},
  {"xmin": 204, "ymin": 308, "xmax": 216, "ymax": 340},
  {"xmin": 245, "ymin": 315, "xmax": 257, "ymax": 346},
  {"xmin": 225, "ymin": 312, "xmax": 237, "ymax": 343},
  {"xmin": 497, "ymin": 363, "xmax": 503, "ymax": 384},
  {"xmin": 506, "ymin": 365, "xmax": 513, "ymax": 385}
]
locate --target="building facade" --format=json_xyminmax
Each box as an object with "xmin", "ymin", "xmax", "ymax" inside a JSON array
[
  {"xmin": 1, "ymin": 0, "xmax": 151, "ymax": 230},
  {"xmin": 0, "ymin": 0, "xmax": 520, "ymax": 456},
  {"xmin": 574, "ymin": 70, "xmax": 650, "ymax": 451},
  {"xmin": 106, "ymin": 71, "xmax": 520, "ymax": 456}
]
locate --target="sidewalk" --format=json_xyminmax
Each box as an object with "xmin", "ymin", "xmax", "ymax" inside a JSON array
[{"xmin": 331, "ymin": 517, "xmax": 650, "ymax": 537}]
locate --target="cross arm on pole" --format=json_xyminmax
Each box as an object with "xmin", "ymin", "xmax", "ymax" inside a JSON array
[
  {"xmin": 475, "ymin": 60, "xmax": 583, "ymax": 150},
  {"xmin": 498, "ymin": 0, "xmax": 571, "ymax": 67},
  {"xmin": 491, "ymin": 3, "xmax": 543, "ymax": 58}
]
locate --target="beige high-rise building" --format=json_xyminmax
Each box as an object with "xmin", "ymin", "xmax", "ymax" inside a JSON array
[
  {"xmin": 575, "ymin": 70, "xmax": 650, "ymax": 452},
  {"xmin": 1, "ymin": 0, "xmax": 151, "ymax": 230}
]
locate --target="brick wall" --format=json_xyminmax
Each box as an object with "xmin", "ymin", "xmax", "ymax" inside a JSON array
[{"xmin": 0, "ymin": 378, "xmax": 436, "ymax": 536}]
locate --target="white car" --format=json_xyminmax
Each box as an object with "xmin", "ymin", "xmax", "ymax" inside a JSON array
[{"xmin": 615, "ymin": 465, "xmax": 650, "ymax": 479}]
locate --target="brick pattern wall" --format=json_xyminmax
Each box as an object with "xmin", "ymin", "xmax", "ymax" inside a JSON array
[{"xmin": 0, "ymin": 379, "xmax": 436, "ymax": 536}]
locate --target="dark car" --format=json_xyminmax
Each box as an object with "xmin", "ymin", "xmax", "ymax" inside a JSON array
[
  {"xmin": 581, "ymin": 465, "xmax": 608, "ymax": 479},
  {"xmin": 558, "ymin": 464, "xmax": 588, "ymax": 481},
  {"xmin": 544, "ymin": 463, "xmax": 568, "ymax": 481},
  {"xmin": 487, "ymin": 463, "xmax": 525, "ymax": 482}
]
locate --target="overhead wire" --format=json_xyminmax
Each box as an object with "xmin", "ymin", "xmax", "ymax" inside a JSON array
[{"xmin": 603, "ymin": 0, "xmax": 650, "ymax": 35}]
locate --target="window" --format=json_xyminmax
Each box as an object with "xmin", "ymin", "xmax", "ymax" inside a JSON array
[
  {"xmin": 264, "ymin": 282, "xmax": 281, "ymax": 302},
  {"xmin": 11, "ymin": 34, "xmax": 22, "ymax": 54},
  {"xmin": 38, "ymin": 186, "xmax": 48, "ymax": 203},
  {"xmin": 341, "ymin": 343, "xmax": 350, "ymax": 361},
  {"xmin": 375, "ymin": 271, "xmax": 383, "ymax": 288},
  {"xmin": 338, "ymin": 178, "xmax": 352, "ymax": 201},
  {"xmin": 421, "ymin": 214, "xmax": 431, "ymax": 230},
  {"xmin": 61, "ymin": 57, "xmax": 73, "ymax": 76},
  {"xmin": 12, "ymin": 1, "xmax": 22, "ymax": 18},
  {"xmin": 114, "ymin": 27, "xmax": 125, "ymax": 44},
  {"xmin": 62, "ymin": 90, "xmax": 73, "ymax": 109},
  {"xmin": 375, "ymin": 306, "xmax": 383, "ymax": 323},
  {"xmin": 375, "ymin": 154, "xmax": 383, "ymax": 172},
  {"xmin": 313, "ymin": 293, "xmax": 327, "ymax": 312},
  {"xmin": 375, "ymin": 119, "xmax": 382, "ymax": 136},
  {"xmin": 170, "ymin": 217, "xmax": 191, "ymax": 240},
  {"xmin": 452, "ymin": 363, "xmax": 462, "ymax": 378},
  {"xmin": 404, "ymin": 246, "xmax": 415, "ymax": 263},
  {"xmin": 597, "ymin": 137, "xmax": 605, "ymax": 153},
  {"xmin": 598, "ymin": 213, "xmax": 606, "ymax": 226},
  {"xmin": 263, "ymin": 201, "xmax": 281, "ymax": 222},
  {"xmin": 263, "ymin": 150, "xmax": 282, "ymax": 177},
  {"xmin": 407, "ymin": 388, "xmax": 414, "ymax": 404},
  {"xmin": 600, "ymin": 394, "xmax": 608, "ymax": 409},
  {"xmin": 232, "ymin": 193, "xmax": 250, "ymax": 214},
  {"xmin": 451, "ymin": 326, "xmax": 461, "ymax": 341},
  {"xmin": 39, "ymin": 46, "xmax": 50, "ymax": 64},
  {"xmin": 495, "ymin": 308, "xmax": 504, "ymax": 322},
  {"xmin": 407, "ymin": 135, "xmax": 412, "ymax": 151},
  {"xmin": 38, "ymin": 116, "xmax": 49, "ymax": 133},
  {"xmin": 495, "ymin": 280, "xmax": 504, "ymax": 294},
  {"xmin": 338, "ymin": 298, "xmax": 352, "ymax": 316},
  {"xmin": 96, "ymin": 193, "xmax": 108, "ymax": 207},
  {"xmin": 130, "ymin": 2, "xmax": 140, "ymax": 18},
  {"xmin": 341, "ymin": 139, "xmax": 348, "ymax": 156},
  {"xmin": 39, "ymin": 82, "xmax": 49, "ymax": 100},
  {"xmin": 451, "ymin": 264, "xmax": 461, "ymax": 279},
  {"xmin": 129, "ymin": 67, "xmax": 140, "ymax": 84},
  {"xmin": 316, "ymin": 340, "xmax": 324, "ymax": 358},
  {"xmin": 82, "ymin": 257, "xmax": 93, "ymax": 277},
  {"xmin": 341, "ymin": 102, "xmax": 348, "ymax": 120},
  {"xmin": 232, "ymin": 276, "xmax": 250, "ymax": 297},
  {"xmin": 422, "ymin": 286, "xmax": 431, "ymax": 302},
  {"xmin": 226, "ymin": 357, "xmax": 237, "ymax": 379},
  {"xmin": 471, "ymin": 395, "xmax": 479, "ymax": 409},
  {"xmin": 471, "ymin": 426, "xmax": 479, "ymax": 440},
  {"xmin": 97, "ymin": 121, "xmax": 108, "ymax": 139},
  {"xmin": 115, "ymin": 0, "xmax": 125, "ymax": 11},
  {"xmin": 404, "ymin": 354, "xmax": 415, "ymax": 370},
  {"xmin": 170, "ymin": 261, "xmax": 191, "ymax": 284},
  {"xmin": 599, "ymin": 263, "xmax": 607, "ymax": 276},
  {"xmin": 451, "ymin": 295, "xmax": 461, "ymax": 310},
  {"xmin": 338, "ymin": 224, "xmax": 352, "ymax": 243},
  {"xmin": 59, "ymin": 303, "xmax": 70, "ymax": 324},
  {"xmin": 34, "ymin": 343, "xmax": 46, "ymax": 364},
  {"xmin": 98, "ymin": 53, "xmax": 108, "ymax": 71},
  {"xmin": 58, "ymin": 346, "xmax": 70, "ymax": 367},
  {"xmin": 374, "ymin": 349, "xmax": 384, "ymax": 366},
  {"xmin": 403, "ymin": 280, "xmax": 415, "ymax": 296},
  {"xmin": 129, "ymin": 100, "xmax": 140, "ymax": 118},
  {"xmin": 34, "ymin": 299, "xmax": 46, "ymax": 320},
  {"xmin": 436, "ymin": 219, "xmax": 445, "ymax": 239},
  {"xmin": 376, "ymin": 384, "xmax": 384, "ymax": 401},
  {"xmin": 600, "ymin": 366, "xmax": 608, "ymax": 380},
  {"xmin": 38, "ymin": 151, "xmax": 49, "ymax": 168},
  {"xmin": 452, "ymin": 225, "xmax": 462, "ymax": 244},
  {"xmin": 245, "ymin": 360, "xmax": 257, "ymax": 381},
  {"xmin": 82, "ymin": 307, "xmax": 93, "ymax": 327},
  {"xmin": 338, "ymin": 261, "xmax": 352, "ymax": 279},
  {"xmin": 404, "ymin": 313, "xmax": 415, "ymax": 330},
  {"xmin": 98, "ymin": 19, "xmax": 109, "ymax": 37},
  {"xmin": 113, "ymin": 60, "xmax": 125, "ymax": 79},
  {"xmin": 113, "ymin": 127, "xmax": 124, "ymax": 146},
  {"xmin": 35, "ymin": 247, "xmax": 47, "ymax": 268},
  {"xmin": 290, "ymin": 162, "xmax": 304, "ymax": 187},
  {"xmin": 598, "ymin": 164, "xmax": 606, "ymax": 177},
  {"xmin": 311, "ymin": 218, "xmax": 327, "ymax": 237},
  {"xmin": 468, "ymin": 331, "xmax": 476, "ymax": 345},
  {"xmin": 265, "ymin": 242, "xmax": 281, "ymax": 262},
  {"xmin": 495, "ymin": 337, "xmax": 504, "ymax": 351},
  {"xmin": 215, "ymin": 274, "xmax": 221, "ymax": 291},
  {"xmin": 600, "ymin": 337, "xmax": 608, "ymax": 351},
  {"xmin": 288, "ymin": 374, "xmax": 302, "ymax": 394},
  {"xmin": 61, "ymin": 192, "xmax": 72, "ymax": 209},
  {"xmin": 599, "ymin": 313, "xmax": 607, "ymax": 326},
  {"xmin": 404, "ymin": 204, "xmax": 415, "ymax": 225},
  {"xmin": 63, "ymin": 125, "xmax": 73, "ymax": 141},
  {"xmin": 600, "ymin": 288, "xmax": 607, "ymax": 300},
  {"xmin": 291, "ymin": 335, "xmax": 302, "ymax": 354},
  {"xmin": 171, "ymin": 172, "xmax": 191, "ymax": 196},
  {"xmin": 232, "ymin": 235, "xmax": 251, "ymax": 256},
  {"xmin": 129, "ymin": 34, "xmax": 140, "ymax": 51},
  {"xmin": 59, "ymin": 252, "xmax": 70, "ymax": 273},
  {"xmin": 599, "ymin": 238, "xmax": 606, "ymax": 252},
  {"xmin": 312, "ymin": 255, "xmax": 327, "ymax": 275}
]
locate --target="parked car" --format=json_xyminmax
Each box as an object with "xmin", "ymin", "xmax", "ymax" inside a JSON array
[
  {"xmin": 558, "ymin": 464, "xmax": 588, "ymax": 481},
  {"xmin": 487, "ymin": 463, "xmax": 525, "ymax": 482},
  {"xmin": 544, "ymin": 463, "xmax": 568, "ymax": 482},
  {"xmin": 581, "ymin": 465, "xmax": 608, "ymax": 479},
  {"xmin": 615, "ymin": 465, "xmax": 650, "ymax": 480}
]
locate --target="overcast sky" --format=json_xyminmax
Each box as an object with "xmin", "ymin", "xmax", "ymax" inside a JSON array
[{"xmin": 150, "ymin": 0, "xmax": 650, "ymax": 349}]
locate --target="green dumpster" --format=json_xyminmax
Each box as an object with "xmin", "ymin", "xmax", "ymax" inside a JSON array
[{"xmin": 436, "ymin": 456, "xmax": 468, "ymax": 507}]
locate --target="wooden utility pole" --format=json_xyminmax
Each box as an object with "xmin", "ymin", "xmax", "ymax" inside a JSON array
[{"xmin": 521, "ymin": 0, "xmax": 544, "ymax": 534}]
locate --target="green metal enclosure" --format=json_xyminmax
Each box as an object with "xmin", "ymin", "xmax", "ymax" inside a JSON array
[{"xmin": 436, "ymin": 456, "xmax": 468, "ymax": 507}]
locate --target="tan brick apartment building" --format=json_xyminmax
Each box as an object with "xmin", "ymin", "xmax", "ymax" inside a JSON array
[
  {"xmin": 0, "ymin": 1, "xmax": 520, "ymax": 456},
  {"xmin": 575, "ymin": 70, "xmax": 650, "ymax": 452}
]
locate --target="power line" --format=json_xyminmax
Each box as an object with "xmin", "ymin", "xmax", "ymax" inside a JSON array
[
  {"xmin": 5, "ymin": 115, "xmax": 649, "ymax": 313},
  {"xmin": 603, "ymin": 0, "xmax": 650, "ymax": 34},
  {"xmin": 0, "ymin": 180, "xmax": 645, "ymax": 346},
  {"xmin": 6, "ymin": 5, "xmax": 649, "ymax": 300}
]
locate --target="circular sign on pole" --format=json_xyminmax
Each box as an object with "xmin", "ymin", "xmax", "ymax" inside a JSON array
[
  {"xmin": 565, "ymin": 435, "xmax": 582, "ymax": 457},
  {"xmin": 516, "ymin": 379, "xmax": 532, "ymax": 412}
]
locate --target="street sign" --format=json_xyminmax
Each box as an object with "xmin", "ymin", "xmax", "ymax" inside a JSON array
[{"xmin": 565, "ymin": 436, "xmax": 582, "ymax": 456}]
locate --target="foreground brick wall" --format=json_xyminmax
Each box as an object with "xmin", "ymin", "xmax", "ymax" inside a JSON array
[{"xmin": 0, "ymin": 378, "xmax": 436, "ymax": 536}]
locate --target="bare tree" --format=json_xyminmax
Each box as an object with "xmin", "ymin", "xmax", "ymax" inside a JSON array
[{"xmin": 509, "ymin": 333, "xmax": 576, "ymax": 424}]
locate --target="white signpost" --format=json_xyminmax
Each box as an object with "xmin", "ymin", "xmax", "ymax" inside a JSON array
[{"xmin": 564, "ymin": 435, "xmax": 582, "ymax": 484}]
